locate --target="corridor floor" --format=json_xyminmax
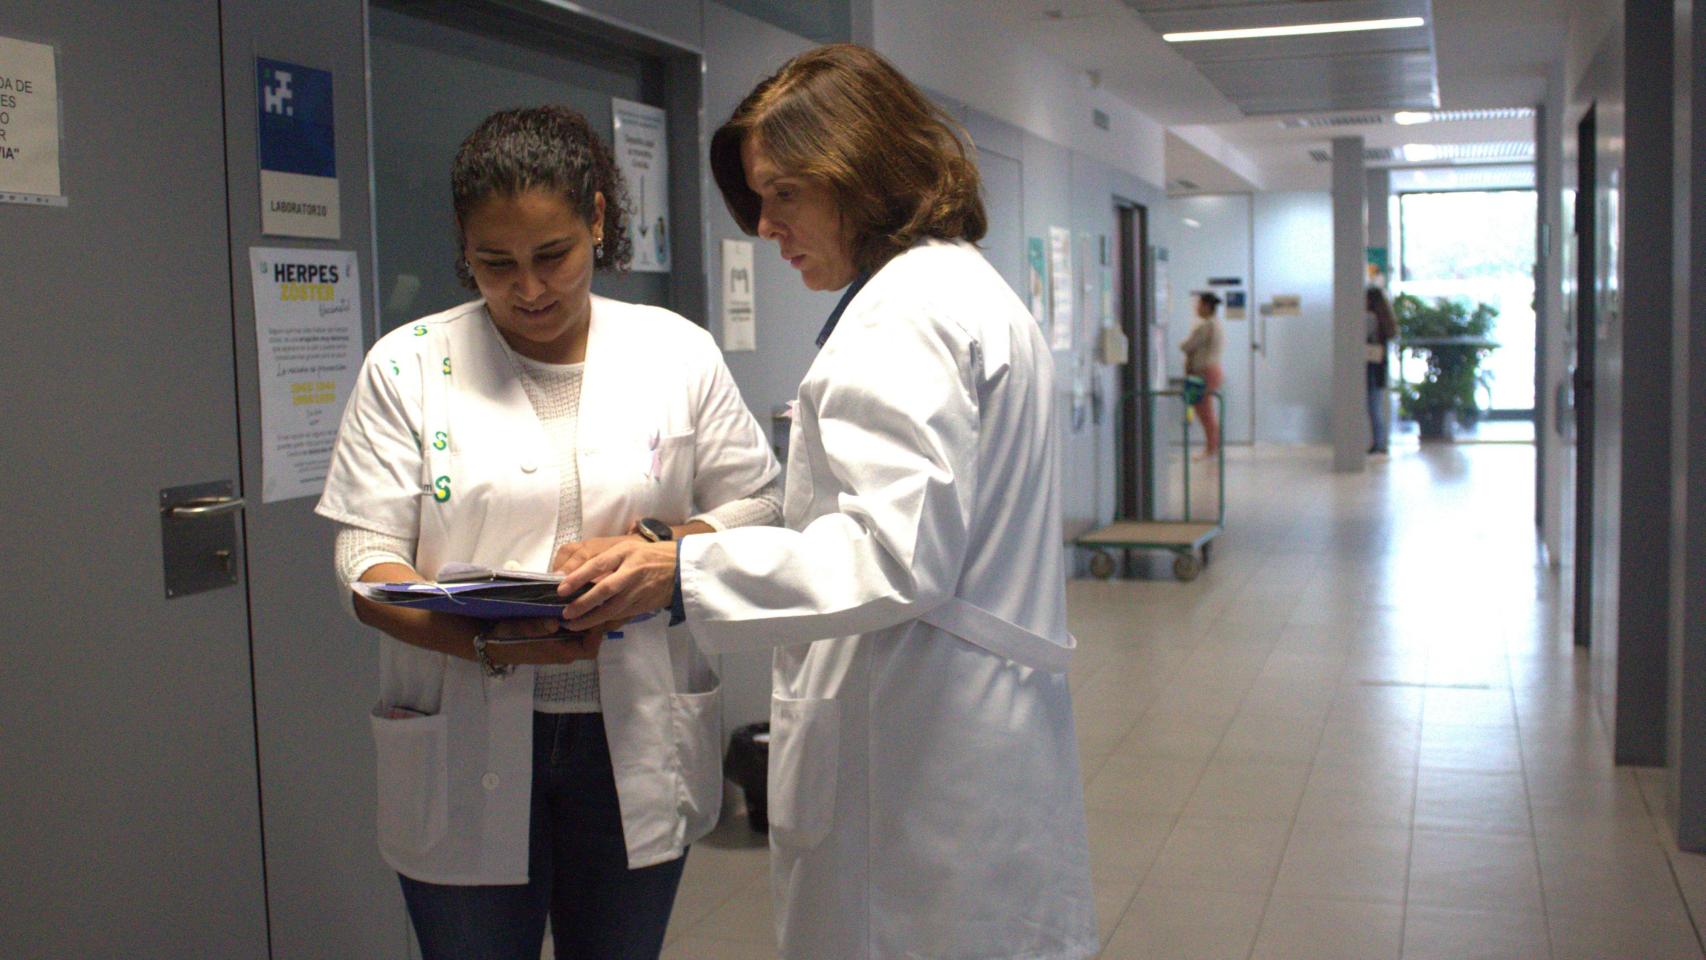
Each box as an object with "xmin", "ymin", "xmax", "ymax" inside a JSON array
[{"xmin": 654, "ymin": 443, "xmax": 1706, "ymax": 959}]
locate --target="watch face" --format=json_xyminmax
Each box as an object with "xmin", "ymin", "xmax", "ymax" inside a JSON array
[{"xmin": 637, "ymin": 517, "xmax": 673, "ymax": 542}]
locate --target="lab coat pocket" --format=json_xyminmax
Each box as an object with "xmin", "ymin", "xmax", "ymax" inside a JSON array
[
  {"xmin": 369, "ymin": 706, "xmax": 450, "ymax": 858},
  {"xmin": 768, "ymin": 695, "xmax": 840, "ymax": 851},
  {"xmin": 671, "ymin": 685, "xmax": 724, "ymax": 840}
]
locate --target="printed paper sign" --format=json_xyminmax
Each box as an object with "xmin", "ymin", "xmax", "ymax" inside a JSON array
[
  {"xmin": 250, "ymin": 247, "xmax": 363, "ymax": 502},
  {"xmin": 257, "ymin": 58, "xmax": 339, "ymax": 238},
  {"xmin": 612, "ymin": 98, "xmax": 670, "ymax": 272},
  {"xmin": 0, "ymin": 35, "xmax": 64, "ymax": 205},
  {"xmin": 721, "ymin": 239, "xmax": 755, "ymax": 352},
  {"xmin": 1049, "ymin": 226, "xmax": 1074, "ymax": 352},
  {"xmin": 1027, "ymin": 237, "xmax": 1047, "ymax": 326}
]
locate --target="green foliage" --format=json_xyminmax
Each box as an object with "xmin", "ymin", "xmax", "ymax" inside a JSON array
[{"xmin": 1393, "ymin": 293, "xmax": 1498, "ymax": 426}]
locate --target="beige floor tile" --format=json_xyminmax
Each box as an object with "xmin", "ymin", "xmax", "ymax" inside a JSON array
[
  {"xmin": 1315, "ymin": 715, "xmax": 1422, "ymax": 768},
  {"xmin": 1181, "ymin": 760, "xmax": 1310, "ymax": 821},
  {"xmin": 1400, "ymin": 906, "xmax": 1551, "ymax": 960},
  {"xmin": 1098, "ymin": 888, "xmax": 1266, "ymax": 960},
  {"xmin": 1272, "ymin": 821, "xmax": 1411, "ymax": 903},
  {"xmin": 1092, "ymin": 878, "xmax": 1140, "ymax": 947},
  {"xmin": 1419, "ymin": 722, "xmax": 1524, "ymax": 773},
  {"xmin": 1213, "ymin": 714, "xmax": 1325, "ymax": 763},
  {"xmin": 1144, "ymin": 818, "xmax": 1291, "ymax": 893},
  {"xmin": 689, "ymin": 877, "xmax": 776, "ymax": 944},
  {"xmin": 1548, "ymin": 914, "xmax": 1703, "ymax": 960},
  {"xmin": 1415, "ymin": 769, "xmax": 1531, "ymax": 835},
  {"xmin": 1084, "ymin": 808, "xmax": 1175, "ymax": 884},
  {"xmin": 1296, "ymin": 763, "xmax": 1416, "ymax": 827},
  {"xmin": 1408, "ymin": 831, "xmax": 1543, "ymax": 914},
  {"xmin": 1085, "ymin": 755, "xmax": 1208, "ymax": 817},
  {"xmin": 1121, "ymin": 712, "xmax": 1234, "ymax": 760},
  {"xmin": 1249, "ymin": 896, "xmax": 1404, "ymax": 960},
  {"xmin": 1423, "ymin": 687, "xmax": 1516, "ymax": 728},
  {"xmin": 659, "ymin": 934, "xmax": 776, "ymax": 960}
]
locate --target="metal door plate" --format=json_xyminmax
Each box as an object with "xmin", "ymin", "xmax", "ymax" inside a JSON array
[{"xmin": 160, "ymin": 480, "xmax": 242, "ymax": 598}]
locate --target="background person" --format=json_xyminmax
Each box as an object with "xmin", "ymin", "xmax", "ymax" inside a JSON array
[
  {"xmin": 315, "ymin": 105, "xmax": 781, "ymax": 960},
  {"xmin": 550, "ymin": 44, "xmax": 1098, "ymax": 960},
  {"xmin": 1366, "ymin": 285, "xmax": 1399, "ymax": 455},
  {"xmin": 1180, "ymin": 290, "xmax": 1225, "ymax": 458}
]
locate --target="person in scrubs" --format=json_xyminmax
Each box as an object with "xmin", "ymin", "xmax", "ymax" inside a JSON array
[
  {"xmin": 315, "ymin": 105, "xmax": 781, "ymax": 960},
  {"xmin": 553, "ymin": 45, "xmax": 1098, "ymax": 960}
]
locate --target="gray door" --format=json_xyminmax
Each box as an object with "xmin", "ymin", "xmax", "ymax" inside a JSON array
[{"xmin": 0, "ymin": 2, "xmax": 269, "ymax": 956}]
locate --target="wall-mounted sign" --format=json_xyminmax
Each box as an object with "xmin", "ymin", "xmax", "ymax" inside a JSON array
[
  {"xmin": 1049, "ymin": 226, "xmax": 1074, "ymax": 352},
  {"xmin": 612, "ymin": 98, "xmax": 670, "ymax": 273},
  {"xmin": 1224, "ymin": 290, "xmax": 1247, "ymax": 321},
  {"xmin": 249, "ymin": 247, "xmax": 363, "ymax": 502},
  {"xmin": 1026, "ymin": 236, "xmax": 1047, "ymax": 326},
  {"xmin": 721, "ymin": 238, "xmax": 755, "ymax": 352},
  {"xmin": 1263, "ymin": 294, "xmax": 1302, "ymax": 317},
  {"xmin": 257, "ymin": 58, "xmax": 339, "ymax": 239},
  {"xmin": 0, "ymin": 35, "xmax": 64, "ymax": 206},
  {"xmin": 1207, "ymin": 276, "xmax": 1242, "ymax": 287}
]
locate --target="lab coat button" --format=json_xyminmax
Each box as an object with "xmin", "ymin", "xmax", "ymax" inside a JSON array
[
  {"xmin": 482, "ymin": 772, "xmax": 500, "ymax": 791},
  {"xmin": 520, "ymin": 461, "xmax": 537, "ymax": 473}
]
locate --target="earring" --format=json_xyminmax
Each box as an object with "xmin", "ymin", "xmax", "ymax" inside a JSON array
[{"xmin": 594, "ymin": 236, "xmax": 604, "ymax": 260}]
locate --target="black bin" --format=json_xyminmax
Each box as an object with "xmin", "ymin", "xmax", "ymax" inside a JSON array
[{"xmin": 724, "ymin": 722, "xmax": 770, "ymax": 833}]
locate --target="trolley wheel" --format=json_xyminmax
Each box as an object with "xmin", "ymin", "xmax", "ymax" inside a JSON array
[
  {"xmin": 1173, "ymin": 551, "xmax": 1202, "ymax": 581},
  {"xmin": 1088, "ymin": 550, "xmax": 1117, "ymax": 580},
  {"xmin": 1201, "ymin": 542, "xmax": 1213, "ymax": 567}
]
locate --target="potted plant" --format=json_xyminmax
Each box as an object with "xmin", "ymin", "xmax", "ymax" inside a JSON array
[{"xmin": 1393, "ymin": 293, "xmax": 1498, "ymax": 440}]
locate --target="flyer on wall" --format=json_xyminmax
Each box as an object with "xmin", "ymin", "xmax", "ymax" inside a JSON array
[
  {"xmin": 611, "ymin": 98, "xmax": 670, "ymax": 272},
  {"xmin": 249, "ymin": 247, "xmax": 363, "ymax": 502}
]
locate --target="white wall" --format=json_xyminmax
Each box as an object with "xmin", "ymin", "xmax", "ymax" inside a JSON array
[
  {"xmin": 871, "ymin": 0, "xmax": 1165, "ymax": 187},
  {"xmin": 1251, "ymin": 192, "xmax": 1335, "ymax": 444}
]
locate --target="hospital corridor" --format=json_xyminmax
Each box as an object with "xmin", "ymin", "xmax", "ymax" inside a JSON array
[{"xmin": 657, "ymin": 444, "xmax": 1706, "ymax": 959}]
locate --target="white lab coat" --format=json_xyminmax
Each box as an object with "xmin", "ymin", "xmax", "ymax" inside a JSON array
[
  {"xmin": 316, "ymin": 296, "xmax": 779, "ymax": 884},
  {"xmin": 680, "ymin": 240, "xmax": 1098, "ymax": 959}
]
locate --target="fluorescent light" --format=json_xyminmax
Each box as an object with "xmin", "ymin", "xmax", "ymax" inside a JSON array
[
  {"xmin": 1181, "ymin": 217, "xmax": 1202, "ymax": 228},
  {"xmin": 1393, "ymin": 111, "xmax": 1434, "ymax": 126},
  {"xmin": 1401, "ymin": 143, "xmax": 1442, "ymax": 162},
  {"xmin": 1163, "ymin": 17, "xmax": 1424, "ymax": 43}
]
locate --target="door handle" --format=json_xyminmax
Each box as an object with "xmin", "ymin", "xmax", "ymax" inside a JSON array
[{"xmin": 166, "ymin": 495, "xmax": 246, "ymax": 518}]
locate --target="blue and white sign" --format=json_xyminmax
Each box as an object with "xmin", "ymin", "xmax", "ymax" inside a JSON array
[{"xmin": 256, "ymin": 58, "xmax": 338, "ymax": 239}]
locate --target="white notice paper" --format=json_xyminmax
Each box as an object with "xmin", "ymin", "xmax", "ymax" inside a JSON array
[
  {"xmin": 612, "ymin": 99, "xmax": 670, "ymax": 272},
  {"xmin": 1049, "ymin": 226, "xmax": 1074, "ymax": 352},
  {"xmin": 721, "ymin": 239, "xmax": 756, "ymax": 352},
  {"xmin": 249, "ymin": 247, "xmax": 364, "ymax": 502},
  {"xmin": 0, "ymin": 36, "xmax": 64, "ymax": 206}
]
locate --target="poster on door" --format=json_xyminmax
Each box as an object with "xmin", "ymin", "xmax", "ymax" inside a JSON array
[
  {"xmin": 612, "ymin": 98, "xmax": 670, "ymax": 272},
  {"xmin": 257, "ymin": 58, "xmax": 339, "ymax": 239},
  {"xmin": 0, "ymin": 35, "xmax": 65, "ymax": 206},
  {"xmin": 249, "ymin": 247, "xmax": 363, "ymax": 502},
  {"xmin": 1048, "ymin": 226, "xmax": 1074, "ymax": 352}
]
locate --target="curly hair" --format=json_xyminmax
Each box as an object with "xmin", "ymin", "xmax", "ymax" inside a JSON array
[
  {"xmin": 450, "ymin": 105, "xmax": 633, "ymax": 288},
  {"xmin": 710, "ymin": 44, "xmax": 986, "ymax": 276}
]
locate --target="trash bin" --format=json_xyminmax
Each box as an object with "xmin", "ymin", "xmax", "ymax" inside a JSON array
[{"xmin": 724, "ymin": 722, "xmax": 770, "ymax": 833}]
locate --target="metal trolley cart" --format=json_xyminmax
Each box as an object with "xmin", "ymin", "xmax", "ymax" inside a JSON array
[{"xmin": 1076, "ymin": 387, "xmax": 1224, "ymax": 582}]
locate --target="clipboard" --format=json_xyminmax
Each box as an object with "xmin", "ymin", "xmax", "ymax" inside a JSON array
[{"xmin": 351, "ymin": 563, "xmax": 588, "ymax": 620}]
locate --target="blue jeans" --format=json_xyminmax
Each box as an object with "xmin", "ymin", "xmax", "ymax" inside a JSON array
[
  {"xmin": 1366, "ymin": 363, "xmax": 1390, "ymax": 452},
  {"xmin": 400, "ymin": 713, "xmax": 688, "ymax": 960}
]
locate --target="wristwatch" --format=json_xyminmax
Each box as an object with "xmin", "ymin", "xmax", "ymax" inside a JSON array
[{"xmin": 635, "ymin": 517, "xmax": 674, "ymax": 543}]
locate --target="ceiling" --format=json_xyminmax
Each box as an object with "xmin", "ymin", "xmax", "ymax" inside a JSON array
[
  {"xmin": 980, "ymin": 0, "xmax": 1569, "ymax": 191},
  {"xmin": 1120, "ymin": 0, "xmax": 1439, "ymax": 116}
]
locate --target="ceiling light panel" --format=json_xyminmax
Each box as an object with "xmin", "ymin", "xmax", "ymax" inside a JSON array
[
  {"xmin": 1119, "ymin": 0, "xmax": 1439, "ymax": 116},
  {"xmin": 1163, "ymin": 17, "xmax": 1423, "ymax": 42}
]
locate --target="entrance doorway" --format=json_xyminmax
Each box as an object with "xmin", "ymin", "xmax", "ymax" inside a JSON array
[{"xmin": 1116, "ymin": 201, "xmax": 1152, "ymax": 520}]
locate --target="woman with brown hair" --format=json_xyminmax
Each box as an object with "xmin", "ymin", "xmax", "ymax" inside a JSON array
[
  {"xmin": 1366, "ymin": 285, "xmax": 1399, "ymax": 454},
  {"xmin": 552, "ymin": 43, "xmax": 1098, "ymax": 960}
]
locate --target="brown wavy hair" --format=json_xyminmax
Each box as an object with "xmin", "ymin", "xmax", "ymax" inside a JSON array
[{"xmin": 710, "ymin": 44, "xmax": 987, "ymax": 275}]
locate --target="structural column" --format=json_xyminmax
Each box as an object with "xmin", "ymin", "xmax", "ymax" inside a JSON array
[{"xmin": 1331, "ymin": 136, "xmax": 1368, "ymax": 472}]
